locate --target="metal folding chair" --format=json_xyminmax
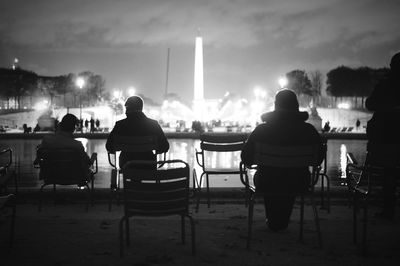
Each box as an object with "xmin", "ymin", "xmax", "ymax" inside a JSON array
[
  {"xmin": 0, "ymin": 148, "xmax": 17, "ymax": 195},
  {"xmin": 194, "ymin": 133, "xmax": 247, "ymax": 211},
  {"xmin": 317, "ymin": 139, "xmax": 330, "ymax": 212},
  {"xmin": 0, "ymin": 194, "xmax": 16, "ymax": 247},
  {"xmin": 119, "ymin": 159, "xmax": 195, "ymax": 257},
  {"xmin": 346, "ymin": 144, "xmax": 400, "ymax": 255},
  {"xmin": 107, "ymin": 135, "xmax": 166, "ymax": 211},
  {"xmin": 241, "ymin": 144, "xmax": 322, "ymax": 249},
  {"xmin": 34, "ymin": 148, "xmax": 98, "ymax": 211}
]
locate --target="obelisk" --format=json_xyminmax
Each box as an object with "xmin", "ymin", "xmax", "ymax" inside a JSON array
[{"xmin": 193, "ymin": 29, "xmax": 205, "ymax": 121}]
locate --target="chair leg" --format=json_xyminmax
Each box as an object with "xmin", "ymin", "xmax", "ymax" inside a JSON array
[
  {"xmin": 85, "ymin": 184, "xmax": 90, "ymax": 212},
  {"xmin": 247, "ymin": 194, "xmax": 254, "ymax": 249},
  {"xmin": 126, "ymin": 217, "xmax": 130, "ymax": 246},
  {"xmin": 13, "ymin": 170, "xmax": 18, "ymax": 196},
  {"xmin": 91, "ymin": 176, "xmax": 94, "ymax": 206},
  {"xmin": 119, "ymin": 217, "xmax": 125, "ymax": 257},
  {"xmin": 196, "ymin": 173, "xmax": 205, "ymax": 213},
  {"xmin": 362, "ymin": 198, "xmax": 368, "ymax": 256},
  {"xmin": 320, "ymin": 174, "xmax": 325, "ymax": 208},
  {"xmin": 108, "ymin": 188, "xmax": 114, "ymax": 212},
  {"xmin": 38, "ymin": 184, "xmax": 46, "ymax": 212},
  {"xmin": 181, "ymin": 215, "xmax": 186, "ymax": 244},
  {"xmin": 187, "ymin": 214, "xmax": 196, "ymax": 256},
  {"xmin": 9, "ymin": 196, "xmax": 16, "ymax": 248},
  {"xmin": 353, "ymin": 191, "xmax": 358, "ymax": 244},
  {"xmin": 310, "ymin": 194, "xmax": 322, "ymax": 248},
  {"xmin": 299, "ymin": 195, "xmax": 304, "ymax": 242},
  {"xmin": 326, "ymin": 175, "xmax": 331, "ymax": 213},
  {"xmin": 206, "ymin": 174, "xmax": 210, "ymax": 208}
]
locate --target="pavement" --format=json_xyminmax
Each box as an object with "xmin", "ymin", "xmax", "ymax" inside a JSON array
[{"xmin": 1, "ymin": 193, "xmax": 400, "ymax": 266}]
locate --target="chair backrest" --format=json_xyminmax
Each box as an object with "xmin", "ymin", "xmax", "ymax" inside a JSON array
[
  {"xmin": 121, "ymin": 159, "xmax": 190, "ymax": 216},
  {"xmin": 0, "ymin": 148, "xmax": 12, "ymax": 174},
  {"xmin": 107, "ymin": 135, "xmax": 159, "ymax": 168},
  {"xmin": 36, "ymin": 148, "xmax": 88, "ymax": 185},
  {"xmin": 111, "ymin": 135, "xmax": 158, "ymax": 153},
  {"xmin": 362, "ymin": 144, "xmax": 400, "ymax": 188},
  {"xmin": 254, "ymin": 143, "xmax": 320, "ymax": 168},
  {"xmin": 200, "ymin": 133, "xmax": 247, "ymax": 152}
]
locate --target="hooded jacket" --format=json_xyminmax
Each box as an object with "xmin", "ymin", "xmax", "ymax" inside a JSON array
[{"xmin": 241, "ymin": 110, "xmax": 322, "ymax": 193}]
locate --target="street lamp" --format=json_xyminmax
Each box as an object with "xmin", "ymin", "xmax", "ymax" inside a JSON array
[
  {"xmin": 278, "ymin": 76, "xmax": 288, "ymax": 89},
  {"xmin": 76, "ymin": 77, "xmax": 85, "ymax": 120},
  {"xmin": 127, "ymin": 86, "xmax": 136, "ymax": 97}
]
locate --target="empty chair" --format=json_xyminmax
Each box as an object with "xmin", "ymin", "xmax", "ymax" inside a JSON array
[
  {"xmin": 34, "ymin": 148, "xmax": 98, "ymax": 211},
  {"xmin": 317, "ymin": 139, "xmax": 330, "ymax": 212},
  {"xmin": 0, "ymin": 194, "xmax": 16, "ymax": 247},
  {"xmin": 194, "ymin": 133, "xmax": 247, "ymax": 210},
  {"xmin": 0, "ymin": 148, "xmax": 17, "ymax": 195},
  {"xmin": 346, "ymin": 144, "xmax": 400, "ymax": 255},
  {"xmin": 241, "ymin": 144, "xmax": 322, "ymax": 249},
  {"xmin": 107, "ymin": 135, "xmax": 164, "ymax": 211},
  {"xmin": 119, "ymin": 159, "xmax": 195, "ymax": 256}
]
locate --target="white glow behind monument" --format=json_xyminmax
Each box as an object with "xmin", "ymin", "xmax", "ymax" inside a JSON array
[{"xmin": 193, "ymin": 30, "xmax": 205, "ymax": 120}]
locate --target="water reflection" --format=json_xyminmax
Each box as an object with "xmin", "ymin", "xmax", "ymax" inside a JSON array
[{"xmin": 0, "ymin": 138, "xmax": 367, "ymax": 189}]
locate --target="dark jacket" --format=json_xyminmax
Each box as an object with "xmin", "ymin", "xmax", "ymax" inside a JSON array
[
  {"xmin": 366, "ymin": 76, "xmax": 400, "ymax": 147},
  {"xmin": 105, "ymin": 112, "xmax": 169, "ymax": 167},
  {"xmin": 241, "ymin": 110, "xmax": 322, "ymax": 193}
]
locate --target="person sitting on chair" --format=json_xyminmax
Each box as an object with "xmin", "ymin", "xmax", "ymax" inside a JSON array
[
  {"xmin": 365, "ymin": 52, "xmax": 400, "ymax": 220},
  {"xmin": 241, "ymin": 89, "xmax": 323, "ymax": 231},
  {"xmin": 35, "ymin": 113, "xmax": 95, "ymax": 178},
  {"xmin": 106, "ymin": 95, "xmax": 169, "ymax": 168}
]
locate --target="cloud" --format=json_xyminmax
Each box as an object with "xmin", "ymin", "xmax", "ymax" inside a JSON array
[{"xmin": 1, "ymin": 0, "xmax": 399, "ymax": 52}]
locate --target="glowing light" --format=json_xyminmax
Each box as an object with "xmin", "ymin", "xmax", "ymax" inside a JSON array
[
  {"xmin": 33, "ymin": 100, "xmax": 49, "ymax": 110},
  {"xmin": 113, "ymin": 90, "xmax": 122, "ymax": 99},
  {"xmin": 76, "ymin": 77, "xmax": 85, "ymax": 89},
  {"xmin": 127, "ymin": 87, "xmax": 136, "ymax": 96},
  {"xmin": 337, "ymin": 102, "xmax": 351, "ymax": 109},
  {"xmin": 278, "ymin": 77, "xmax": 288, "ymax": 89}
]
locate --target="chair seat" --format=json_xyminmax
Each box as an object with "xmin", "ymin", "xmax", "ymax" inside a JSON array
[{"xmin": 203, "ymin": 167, "xmax": 242, "ymax": 174}]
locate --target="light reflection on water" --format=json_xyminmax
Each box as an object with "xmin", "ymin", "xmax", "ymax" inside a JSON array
[{"xmin": 0, "ymin": 138, "xmax": 367, "ymax": 189}]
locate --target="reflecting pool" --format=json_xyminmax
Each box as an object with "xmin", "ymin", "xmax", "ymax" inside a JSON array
[{"xmin": 0, "ymin": 138, "xmax": 367, "ymax": 189}]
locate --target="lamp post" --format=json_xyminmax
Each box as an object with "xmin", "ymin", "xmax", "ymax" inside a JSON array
[
  {"xmin": 76, "ymin": 77, "xmax": 85, "ymax": 120},
  {"xmin": 278, "ymin": 76, "xmax": 288, "ymax": 89},
  {"xmin": 127, "ymin": 86, "xmax": 136, "ymax": 97}
]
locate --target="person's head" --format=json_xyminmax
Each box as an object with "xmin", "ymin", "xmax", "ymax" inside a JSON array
[
  {"xmin": 125, "ymin": 96, "xmax": 143, "ymax": 114},
  {"xmin": 274, "ymin": 89, "xmax": 300, "ymax": 112},
  {"xmin": 390, "ymin": 52, "xmax": 400, "ymax": 74},
  {"xmin": 59, "ymin": 114, "xmax": 78, "ymax": 132}
]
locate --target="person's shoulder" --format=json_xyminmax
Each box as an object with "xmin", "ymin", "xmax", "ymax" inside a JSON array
[{"xmin": 144, "ymin": 116, "xmax": 161, "ymax": 126}]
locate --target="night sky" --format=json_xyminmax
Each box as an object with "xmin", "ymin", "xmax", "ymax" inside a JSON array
[{"xmin": 1, "ymin": 0, "xmax": 399, "ymax": 103}]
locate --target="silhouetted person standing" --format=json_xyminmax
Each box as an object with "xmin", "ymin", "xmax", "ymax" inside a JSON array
[
  {"xmin": 84, "ymin": 119, "xmax": 89, "ymax": 132},
  {"xmin": 356, "ymin": 119, "xmax": 361, "ymax": 130},
  {"xmin": 365, "ymin": 52, "xmax": 400, "ymax": 219},
  {"xmin": 106, "ymin": 96, "xmax": 169, "ymax": 168},
  {"xmin": 90, "ymin": 117, "xmax": 95, "ymax": 133},
  {"xmin": 323, "ymin": 121, "xmax": 331, "ymax": 133},
  {"xmin": 242, "ymin": 89, "xmax": 323, "ymax": 231}
]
